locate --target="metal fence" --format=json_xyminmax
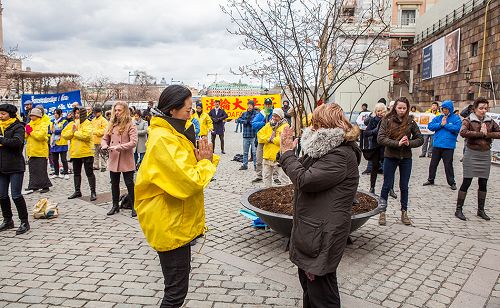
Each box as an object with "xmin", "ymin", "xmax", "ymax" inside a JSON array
[{"xmin": 414, "ymin": 0, "xmax": 489, "ymax": 44}]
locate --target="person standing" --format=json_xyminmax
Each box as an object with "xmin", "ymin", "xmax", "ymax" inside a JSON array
[
  {"xmin": 361, "ymin": 103, "xmax": 369, "ymax": 112},
  {"xmin": 257, "ymin": 108, "xmax": 289, "ymax": 187},
  {"xmin": 377, "ymin": 97, "xmax": 423, "ymax": 226},
  {"xmin": 423, "ymin": 100, "xmax": 461, "ymax": 190},
  {"xmin": 280, "ymin": 103, "xmax": 361, "ymax": 308},
  {"xmin": 134, "ymin": 110, "xmax": 148, "ymax": 169},
  {"xmin": 236, "ymin": 102, "xmax": 258, "ymax": 170},
  {"xmin": 62, "ymin": 107, "xmax": 97, "ymax": 201},
  {"xmin": 456, "ymin": 97, "xmax": 500, "ymax": 221},
  {"xmin": 209, "ymin": 100, "xmax": 228, "ymax": 154},
  {"xmin": 0, "ymin": 104, "xmax": 30, "ymax": 234},
  {"xmin": 49, "ymin": 109, "xmax": 70, "ymax": 179},
  {"xmin": 364, "ymin": 103, "xmax": 386, "ymax": 194},
  {"xmin": 190, "ymin": 109, "xmax": 200, "ymax": 139},
  {"xmin": 282, "ymin": 100, "xmax": 292, "ymax": 125},
  {"xmin": 420, "ymin": 101, "xmax": 441, "ymax": 158},
  {"xmin": 24, "ymin": 108, "xmax": 52, "ymax": 194},
  {"xmin": 251, "ymin": 98, "xmax": 274, "ymax": 182},
  {"xmin": 22, "ymin": 101, "xmax": 33, "ymax": 124},
  {"xmin": 102, "ymin": 102, "xmax": 138, "ymax": 217},
  {"xmin": 92, "ymin": 106, "xmax": 108, "ymax": 172},
  {"xmin": 135, "ymin": 85, "xmax": 218, "ymax": 307},
  {"xmin": 193, "ymin": 102, "xmax": 213, "ymax": 138}
]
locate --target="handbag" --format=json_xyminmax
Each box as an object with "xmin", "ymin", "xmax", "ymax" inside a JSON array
[
  {"xmin": 33, "ymin": 198, "xmax": 59, "ymax": 219},
  {"xmin": 361, "ymin": 118, "xmax": 381, "ymax": 161}
]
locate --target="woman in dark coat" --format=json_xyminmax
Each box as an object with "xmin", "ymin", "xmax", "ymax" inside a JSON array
[
  {"xmin": 364, "ymin": 102, "xmax": 387, "ymax": 194},
  {"xmin": 280, "ymin": 103, "xmax": 361, "ymax": 308},
  {"xmin": 0, "ymin": 104, "xmax": 30, "ymax": 235}
]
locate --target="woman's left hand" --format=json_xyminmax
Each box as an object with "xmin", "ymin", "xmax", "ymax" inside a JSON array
[{"xmin": 280, "ymin": 127, "xmax": 296, "ymax": 153}]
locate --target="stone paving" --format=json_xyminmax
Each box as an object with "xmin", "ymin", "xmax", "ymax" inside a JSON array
[{"xmin": 1, "ymin": 121, "xmax": 499, "ymax": 307}]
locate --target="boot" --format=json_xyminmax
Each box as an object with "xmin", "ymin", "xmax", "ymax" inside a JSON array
[
  {"xmin": 477, "ymin": 191, "xmax": 490, "ymax": 221},
  {"xmin": 455, "ymin": 190, "xmax": 467, "ymax": 221},
  {"xmin": 401, "ymin": 210, "xmax": 411, "ymax": 225},
  {"xmin": 88, "ymin": 175, "xmax": 97, "ymax": 202},
  {"xmin": 131, "ymin": 207, "xmax": 137, "ymax": 218},
  {"xmin": 389, "ymin": 189, "xmax": 397, "ymax": 199},
  {"xmin": 68, "ymin": 175, "xmax": 82, "ymax": 199},
  {"xmin": 16, "ymin": 220, "xmax": 30, "ymax": 235},
  {"xmin": 0, "ymin": 219, "xmax": 14, "ymax": 231},
  {"xmin": 0, "ymin": 198, "xmax": 14, "ymax": 231},
  {"xmin": 378, "ymin": 212, "xmax": 386, "ymax": 226},
  {"xmin": 107, "ymin": 202, "xmax": 120, "ymax": 216},
  {"xmin": 13, "ymin": 197, "xmax": 29, "ymax": 224},
  {"xmin": 378, "ymin": 197, "xmax": 387, "ymax": 211}
]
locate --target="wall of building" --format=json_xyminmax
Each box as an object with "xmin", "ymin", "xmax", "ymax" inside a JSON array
[
  {"xmin": 410, "ymin": 0, "xmax": 500, "ymax": 108},
  {"xmin": 415, "ymin": 0, "xmax": 470, "ymax": 35}
]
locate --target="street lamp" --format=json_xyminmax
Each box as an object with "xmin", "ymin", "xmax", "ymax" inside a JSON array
[{"xmin": 465, "ymin": 66, "xmax": 495, "ymax": 91}]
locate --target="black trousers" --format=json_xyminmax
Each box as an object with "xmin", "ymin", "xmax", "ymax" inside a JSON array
[
  {"xmin": 158, "ymin": 244, "xmax": 191, "ymax": 308},
  {"xmin": 211, "ymin": 134, "xmax": 225, "ymax": 152},
  {"xmin": 427, "ymin": 147, "xmax": 455, "ymax": 185},
  {"xmin": 369, "ymin": 147, "xmax": 384, "ymax": 189},
  {"xmin": 110, "ymin": 171, "xmax": 134, "ymax": 206},
  {"xmin": 52, "ymin": 151, "xmax": 69, "ymax": 175},
  {"xmin": 298, "ymin": 268, "xmax": 341, "ymax": 308},
  {"xmin": 72, "ymin": 157, "xmax": 95, "ymax": 191}
]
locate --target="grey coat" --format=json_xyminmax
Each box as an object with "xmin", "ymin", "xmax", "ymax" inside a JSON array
[
  {"xmin": 135, "ymin": 119, "xmax": 148, "ymax": 154},
  {"xmin": 280, "ymin": 127, "xmax": 361, "ymax": 276}
]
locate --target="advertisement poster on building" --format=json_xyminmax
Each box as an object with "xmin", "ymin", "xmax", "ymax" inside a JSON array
[
  {"xmin": 411, "ymin": 112, "xmax": 436, "ymax": 134},
  {"xmin": 201, "ymin": 94, "xmax": 281, "ymax": 120},
  {"xmin": 422, "ymin": 28, "xmax": 460, "ymax": 79},
  {"xmin": 21, "ymin": 90, "xmax": 82, "ymax": 117}
]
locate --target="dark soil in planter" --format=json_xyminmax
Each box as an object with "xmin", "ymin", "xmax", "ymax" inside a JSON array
[{"xmin": 249, "ymin": 184, "xmax": 378, "ymax": 216}]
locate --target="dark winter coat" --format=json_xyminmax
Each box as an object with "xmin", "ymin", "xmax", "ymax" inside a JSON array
[
  {"xmin": 208, "ymin": 108, "xmax": 228, "ymax": 135},
  {"xmin": 377, "ymin": 116, "xmax": 423, "ymax": 159},
  {"xmin": 280, "ymin": 127, "xmax": 361, "ymax": 276},
  {"xmin": 0, "ymin": 120, "xmax": 26, "ymax": 174},
  {"xmin": 460, "ymin": 113, "xmax": 500, "ymax": 152},
  {"xmin": 364, "ymin": 115, "xmax": 383, "ymax": 149}
]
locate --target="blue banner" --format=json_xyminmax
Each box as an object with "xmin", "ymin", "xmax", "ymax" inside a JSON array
[
  {"xmin": 21, "ymin": 90, "xmax": 81, "ymax": 117},
  {"xmin": 422, "ymin": 45, "xmax": 432, "ymax": 80}
]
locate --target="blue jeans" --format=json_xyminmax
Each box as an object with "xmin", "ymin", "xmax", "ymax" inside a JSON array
[
  {"xmin": 380, "ymin": 157, "xmax": 412, "ymax": 211},
  {"xmin": 0, "ymin": 172, "xmax": 24, "ymax": 200},
  {"xmin": 243, "ymin": 138, "xmax": 256, "ymax": 168},
  {"xmin": 134, "ymin": 152, "xmax": 145, "ymax": 167}
]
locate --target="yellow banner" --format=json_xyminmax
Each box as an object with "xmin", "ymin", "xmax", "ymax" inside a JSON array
[{"xmin": 201, "ymin": 94, "xmax": 282, "ymax": 120}]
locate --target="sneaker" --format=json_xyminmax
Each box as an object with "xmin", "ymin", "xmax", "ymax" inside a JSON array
[
  {"xmin": 22, "ymin": 189, "xmax": 35, "ymax": 195},
  {"xmin": 450, "ymin": 184, "xmax": 457, "ymax": 190},
  {"xmin": 239, "ymin": 166, "xmax": 248, "ymax": 170},
  {"xmin": 64, "ymin": 174, "xmax": 70, "ymax": 180},
  {"xmin": 422, "ymin": 181, "xmax": 434, "ymax": 186},
  {"xmin": 39, "ymin": 188, "xmax": 50, "ymax": 193},
  {"xmin": 49, "ymin": 174, "xmax": 57, "ymax": 179},
  {"xmin": 401, "ymin": 210, "xmax": 412, "ymax": 225},
  {"xmin": 379, "ymin": 212, "xmax": 386, "ymax": 226}
]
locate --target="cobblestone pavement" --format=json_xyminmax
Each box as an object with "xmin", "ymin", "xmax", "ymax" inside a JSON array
[{"xmin": 1, "ymin": 122, "xmax": 499, "ymax": 307}]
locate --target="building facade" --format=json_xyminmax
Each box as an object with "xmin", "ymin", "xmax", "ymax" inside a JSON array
[
  {"xmin": 206, "ymin": 81, "xmax": 263, "ymax": 97},
  {"xmin": 409, "ymin": 0, "xmax": 499, "ymax": 109}
]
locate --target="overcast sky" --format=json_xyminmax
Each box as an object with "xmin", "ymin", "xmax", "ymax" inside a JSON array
[{"xmin": 3, "ymin": 0, "xmax": 261, "ymax": 87}]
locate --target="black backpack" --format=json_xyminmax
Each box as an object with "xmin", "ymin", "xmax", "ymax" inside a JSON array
[{"xmin": 232, "ymin": 154, "xmax": 243, "ymax": 163}]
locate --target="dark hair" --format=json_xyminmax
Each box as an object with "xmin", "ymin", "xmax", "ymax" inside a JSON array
[
  {"xmin": 362, "ymin": 103, "xmax": 368, "ymax": 108},
  {"xmin": 473, "ymin": 97, "xmax": 489, "ymax": 110},
  {"xmin": 93, "ymin": 105, "xmax": 102, "ymax": 113},
  {"xmin": 386, "ymin": 97, "xmax": 410, "ymax": 139},
  {"xmin": 410, "ymin": 105, "xmax": 417, "ymax": 111},
  {"xmin": 158, "ymin": 85, "xmax": 192, "ymax": 116},
  {"xmin": 134, "ymin": 109, "xmax": 142, "ymax": 117},
  {"xmin": 378, "ymin": 98, "xmax": 387, "ymax": 105},
  {"xmin": 432, "ymin": 101, "xmax": 439, "ymax": 106},
  {"xmin": 54, "ymin": 108, "xmax": 63, "ymax": 116}
]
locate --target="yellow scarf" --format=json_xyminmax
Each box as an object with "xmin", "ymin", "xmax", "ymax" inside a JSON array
[{"xmin": 0, "ymin": 118, "xmax": 16, "ymax": 135}]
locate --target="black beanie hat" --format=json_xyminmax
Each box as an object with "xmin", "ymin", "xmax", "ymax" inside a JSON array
[
  {"xmin": 0, "ymin": 103, "xmax": 18, "ymax": 118},
  {"xmin": 158, "ymin": 85, "xmax": 192, "ymax": 116}
]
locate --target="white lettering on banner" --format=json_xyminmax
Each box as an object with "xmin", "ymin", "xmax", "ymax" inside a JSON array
[
  {"xmin": 61, "ymin": 94, "xmax": 69, "ymax": 101},
  {"xmin": 30, "ymin": 95, "xmax": 59, "ymax": 104},
  {"xmin": 356, "ymin": 112, "xmax": 372, "ymax": 130}
]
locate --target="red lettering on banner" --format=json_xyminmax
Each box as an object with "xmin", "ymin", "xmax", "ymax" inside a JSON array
[
  {"xmin": 220, "ymin": 99, "xmax": 231, "ymax": 110},
  {"xmin": 233, "ymin": 98, "xmax": 245, "ymax": 110},
  {"xmin": 205, "ymin": 100, "xmax": 215, "ymax": 111}
]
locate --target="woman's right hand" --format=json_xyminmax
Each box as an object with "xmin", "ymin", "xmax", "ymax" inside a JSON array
[
  {"xmin": 398, "ymin": 135, "xmax": 409, "ymax": 147},
  {"xmin": 195, "ymin": 137, "xmax": 213, "ymax": 162}
]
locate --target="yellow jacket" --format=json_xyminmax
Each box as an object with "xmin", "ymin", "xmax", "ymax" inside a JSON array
[
  {"xmin": 92, "ymin": 115, "xmax": 108, "ymax": 145},
  {"xmin": 257, "ymin": 121, "xmax": 289, "ymax": 161},
  {"xmin": 192, "ymin": 112, "xmax": 213, "ymax": 136},
  {"xmin": 135, "ymin": 117, "xmax": 219, "ymax": 252},
  {"xmin": 62, "ymin": 119, "xmax": 94, "ymax": 158},
  {"xmin": 425, "ymin": 108, "xmax": 441, "ymax": 116},
  {"xmin": 26, "ymin": 118, "xmax": 49, "ymax": 158}
]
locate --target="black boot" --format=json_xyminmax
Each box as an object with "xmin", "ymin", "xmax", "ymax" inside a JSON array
[
  {"xmin": 0, "ymin": 198, "xmax": 14, "ymax": 231},
  {"xmin": 68, "ymin": 175, "xmax": 82, "ymax": 199},
  {"xmin": 16, "ymin": 220, "xmax": 30, "ymax": 235},
  {"xmin": 107, "ymin": 202, "xmax": 120, "ymax": 216},
  {"xmin": 88, "ymin": 174, "xmax": 97, "ymax": 201},
  {"xmin": 455, "ymin": 190, "xmax": 467, "ymax": 221},
  {"xmin": 477, "ymin": 190, "xmax": 490, "ymax": 221},
  {"xmin": 131, "ymin": 207, "xmax": 137, "ymax": 218},
  {"xmin": 389, "ymin": 189, "xmax": 397, "ymax": 199},
  {"xmin": 13, "ymin": 197, "xmax": 29, "ymax": 223}
]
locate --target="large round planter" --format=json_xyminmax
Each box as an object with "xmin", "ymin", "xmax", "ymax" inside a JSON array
[{"xmin": 241, "ymin": 188, "xmax": 382, "ymax": 237}]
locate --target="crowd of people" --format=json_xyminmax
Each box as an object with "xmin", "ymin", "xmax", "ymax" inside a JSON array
[{"xmin": 0, "ymin": 85, "xmax": 499, "ymax": 307}]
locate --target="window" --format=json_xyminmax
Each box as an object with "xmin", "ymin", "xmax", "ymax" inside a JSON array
[
  {"xmin": 401, "ymin": 10, "xmax": 416, "ymax": 26},
  {"xmin": 471, "ymin": 42, "xmax": 479, "ymax": 57},
  {"xmin": 417, "ymin": 64, "xmax": 421, "ymax": 74},
  {"xmin": 467, "ymin": 91, "xmax": 475, "ymax": 101},
  {"xmin": 342, "ymin": 7, "xmax": 355, "ymax": 19}
]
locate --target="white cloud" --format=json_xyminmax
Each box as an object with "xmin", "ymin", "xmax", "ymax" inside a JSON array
[{"xmin": 3, "ymin": 0, "xmax": 261, "ymax": 86}]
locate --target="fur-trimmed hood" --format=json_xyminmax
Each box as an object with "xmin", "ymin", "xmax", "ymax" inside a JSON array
[{"xmin": 301, "ymin": 127, "xmax": 345, "ymax": 158}]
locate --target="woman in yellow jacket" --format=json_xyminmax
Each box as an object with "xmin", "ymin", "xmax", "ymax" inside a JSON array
[
  {"xmin": 257, "ymin": 108, "xmax": 290, "ymax": 187},
  {"xmin": 24, "ymin": 108, "xmax": 52, "ymax": 194},
  {"xmin": 62, "ymin": 107, "xmax": 97, "ymax": 201},
  {"xmin": 192, "ymin": 102, "xmax": 213, "ymax": 137},
  {"xmin": 135, "ymin": 85, "xmax": 218, "ymax": 307}
]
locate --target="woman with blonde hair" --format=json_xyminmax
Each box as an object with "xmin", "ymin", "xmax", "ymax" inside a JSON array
[
  {"xmin": 365, "ymin": 103, "xmax": 386, "ymax": 193},
  {"xmin": 101, "ymin": 101, "xmax": 138, "ymax": 217},
  {"xmin": 280, "ymin": 103, "xmax": 361, "ymax": 308}
]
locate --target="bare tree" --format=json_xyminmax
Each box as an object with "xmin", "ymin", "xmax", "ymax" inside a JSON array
[
  {"xmin": 80, "ymin": 76, "xmax": 113, "ymax": 107},
  {"xmin": 222, "ymin": 0, "xmax": 391, "ymax": 124}
]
